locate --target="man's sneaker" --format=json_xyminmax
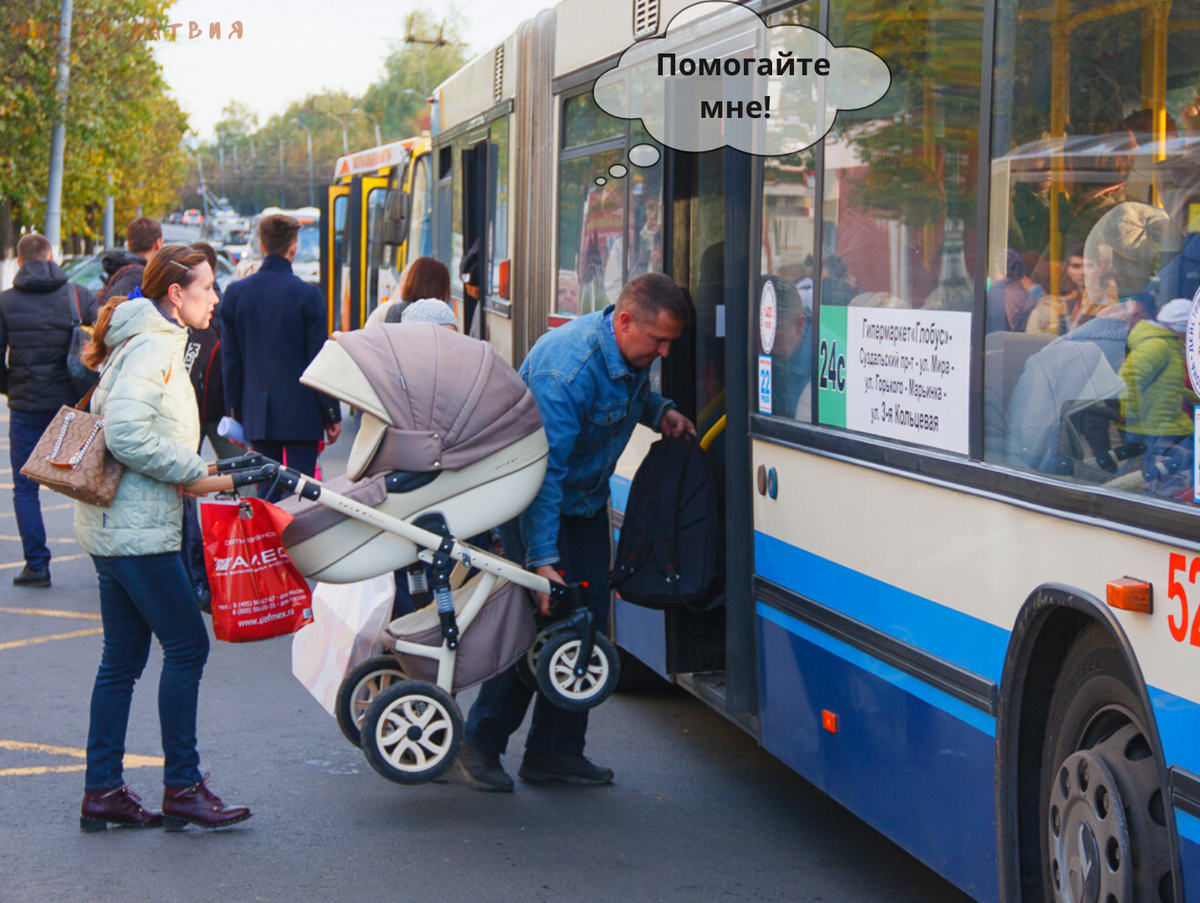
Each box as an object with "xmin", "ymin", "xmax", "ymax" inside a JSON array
[
  {"xmin": 457, "ymin": 743, "xmax": 514, "ymax": 792},
  {"xmin": 518, "ymin": 752, "xmax": 614, "ymax": 785},
  {"xmin": 13, "ymin": 566, "xmax": 50, "ymax": 588}
]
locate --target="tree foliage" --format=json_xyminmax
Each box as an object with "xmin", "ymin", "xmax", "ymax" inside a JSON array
[{"xmin": 0, "ymin": 0, "xmax": 190, "ymax": 252}]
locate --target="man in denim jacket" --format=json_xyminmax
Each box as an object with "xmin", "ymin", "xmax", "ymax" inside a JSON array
[{"xmin": 461, "ymin": 273, "xmax": 695, "ymax": 790}]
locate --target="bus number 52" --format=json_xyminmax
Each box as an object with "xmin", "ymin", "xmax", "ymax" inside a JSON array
[{"xmin": 1167, "ymin": 553, "xmax": 1200, "ymax": 645}]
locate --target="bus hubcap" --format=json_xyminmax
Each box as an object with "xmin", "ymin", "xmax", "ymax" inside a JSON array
[{"xmin": 1049, "ymin": 732, "xmax": 1145, "ymax": 903}]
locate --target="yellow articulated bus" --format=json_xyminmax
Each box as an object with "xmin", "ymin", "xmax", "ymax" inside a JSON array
[{"xmin": 319, "ymin": 136, "xmax": 434, "ymax": 333}]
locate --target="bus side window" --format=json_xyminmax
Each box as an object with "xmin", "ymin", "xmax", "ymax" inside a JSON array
[{"xmin": 985, "ymin": 0, "xmax": 1200, "ymax": 504}]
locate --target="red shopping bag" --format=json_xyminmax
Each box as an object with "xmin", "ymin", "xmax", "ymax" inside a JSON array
[{"xmin": 201, "ymin": 498, "xmax": 313, "ymax": 643}]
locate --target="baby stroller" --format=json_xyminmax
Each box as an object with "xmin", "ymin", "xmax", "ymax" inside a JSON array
[{"xmin": 201, "ymin": 324, "xmax": 620, "ymax": 784}]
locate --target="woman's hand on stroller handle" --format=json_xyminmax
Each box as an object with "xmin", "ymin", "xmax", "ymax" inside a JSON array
[{"xmin": 536, "ymin": 564, "xmax": 565, "ymax": 616}]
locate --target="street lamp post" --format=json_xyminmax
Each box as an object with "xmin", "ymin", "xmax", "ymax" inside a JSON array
[
  {"xmin": 290, "ymin": 117, "xmax": 315, "ymax": 208},
  {"xmin": 350, "ymin": 108, "xmax": 382, "ymax": 147},
  {"xmin": 44, "ymin": 0, "xmax": 74, "ymax": 254},
  {"xmin": 326, "ymin": 112, "xmax": 349, "ymax": 156},
  {"xmin": 279, "ymin": 137, "xmax": 285, "ymax": 207}
]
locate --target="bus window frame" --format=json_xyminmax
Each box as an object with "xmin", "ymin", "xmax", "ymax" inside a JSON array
[
  {"xmin": 746, "ymin": 0, "xmax": 1200, "ymax": 549},
  {"xmin": 433, "ymin": 99, "xmax": 515, "ymax": 309}
]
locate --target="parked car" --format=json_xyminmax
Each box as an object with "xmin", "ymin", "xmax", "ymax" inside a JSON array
[
  {"xmin": 65, "ymin": 251, "xmax": 235, "ymax": 295},
  {"xmin": 166, "ymin": 212, "xmax": 184, "ymax": 224},
  {"xmin": 182, "ymin": 209, "xmax": 204, "ymax": 225}
]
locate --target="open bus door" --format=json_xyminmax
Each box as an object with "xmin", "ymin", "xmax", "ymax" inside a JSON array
[
  {"xmin": 346, "ymin": 173, "xmax": 390, "ymax": 331},
  {"xmin": 319, "ymin": 183, "xmax": 351, "ymax": 334},
  {"xmin": 460, "ymin": 133, "xmax": 490, "ymax": 339},
  {"xmin": 609, "ymin": 146, "xmax": 756, "ymax": 721}
]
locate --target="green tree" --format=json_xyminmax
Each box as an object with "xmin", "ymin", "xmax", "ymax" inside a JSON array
[
  {"xmin": 362, "ymin": 8, "xmax": 469, "ymax": 141},
  {"xmin": 0, "ymin": 1, "xmax": 189, "ymax": 254}
]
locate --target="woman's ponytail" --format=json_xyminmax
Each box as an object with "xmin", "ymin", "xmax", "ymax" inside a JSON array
[{"xmin": 81, "ymin": 295, "xmax": 127, "ymax": 370}]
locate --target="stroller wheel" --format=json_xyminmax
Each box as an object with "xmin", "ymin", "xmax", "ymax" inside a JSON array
[
  {"xmin": 536, "ymin": 631, "xmax": 620, "ymax": 712},
  {"xmin": 516, "ymin": 629, "xmax": 553, "ymax": 692},
  {"xmin": 336, "ymin": 656, "xmax": 408, "ymax": 748},
  {"xmin": 360, "ymin": 681, "xmax": 463, "ymax": 785}
]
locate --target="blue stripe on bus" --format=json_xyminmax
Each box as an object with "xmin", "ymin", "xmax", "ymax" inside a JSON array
[
  {"xmin": 757, "ymin": 601, "xmax": 996, "ymax": 736},
  {"xmin": 757, "ymin": 609, "xmax": 1000, "ymax": 903},
  {"xmin": 1178, "ymin": 816, "xmax": 1200, "ymax": 902},
  {"xmin": 1151, "ymin": 687, "xmax": 1200, "ymax": 779},
  {"xmin": 755, "ymin": 532, "xmax": 1010, "ymax": 683},
  {"xmin": 1179, "ymin": 809, "xmax": 1200, "ymax": 845}
]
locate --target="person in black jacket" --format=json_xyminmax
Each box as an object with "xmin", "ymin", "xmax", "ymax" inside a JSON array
[
  {"xmin": 96, "ymin": 217, "xmax": 163, "ymax": 305},
  {"xmin": 0, "ymin": 233, "xmax": 98, "ymax": 587},
  {"xmin": 220, "ymin": 214, "xmax": 341, "ymax": 502}
]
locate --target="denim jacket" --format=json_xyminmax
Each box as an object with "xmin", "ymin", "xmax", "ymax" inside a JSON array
[{"xmin": 518, "ymin": 306, "xmax": 674, "ymax": 567}]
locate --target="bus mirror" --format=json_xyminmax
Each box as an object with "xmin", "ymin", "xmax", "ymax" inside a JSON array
[{"xmin": 381, "ymin": 189, "xmax": 410, "ymax": 246}]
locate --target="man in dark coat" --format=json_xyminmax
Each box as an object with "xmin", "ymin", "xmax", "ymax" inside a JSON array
[
  {"xmin": 0, "ymin": 233, "xmax": 98, "ymax": 587},
  {"xmin": 220, "ymin": 214, "xmax": 341, "ymax": 502},
  {"xmin": 96, "ymin": 217, "xmax": 163, "ymax": 304}
]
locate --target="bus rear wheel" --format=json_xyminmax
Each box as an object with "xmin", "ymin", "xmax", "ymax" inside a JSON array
[{"xmin": 1039, "ymin": 624, "xmax": 1175, "ymax": 903}]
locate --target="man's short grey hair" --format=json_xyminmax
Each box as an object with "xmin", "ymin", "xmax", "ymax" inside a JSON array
[{"xmin": 615, "ymin": 273, "xmax": 690, "ymax": 325}]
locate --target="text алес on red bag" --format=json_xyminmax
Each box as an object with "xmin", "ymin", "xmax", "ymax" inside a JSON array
[{"xmin": 201, "ymin": 498, "xmax": 313, "ymax": 642}]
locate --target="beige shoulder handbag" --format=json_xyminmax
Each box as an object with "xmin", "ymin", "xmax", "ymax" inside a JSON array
[{"xmin": 19, "ymin": 347, "xmax": 130, "ymax": 507}]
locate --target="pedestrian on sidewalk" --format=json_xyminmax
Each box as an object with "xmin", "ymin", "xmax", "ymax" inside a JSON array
[
  {"xmin": 96, "ymin": 217, "xmax": 163, "ymax": 305},
  {"xmin": 76, "ymin": 245, "xmax": 251, "ymax": 832},
  {"xmin": 0, "ymin": 233, "xmax": 98, "ymax": 588},
  {"xmin": 220, "ymin": 214, "xmax": 341, "ymax": 502},
  {"xmin": 459, "ymin": 273, "xmax": 695, "ymax": 791}
]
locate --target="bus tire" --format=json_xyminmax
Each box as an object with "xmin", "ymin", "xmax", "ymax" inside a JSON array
[{"xmin": 1039, "ymin": 623, "xmax": 1175, "ymax": 903}]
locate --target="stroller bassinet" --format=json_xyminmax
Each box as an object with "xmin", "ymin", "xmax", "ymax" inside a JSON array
[{"xmin": 278, "ymin": 323, "xmax": 548, "ymax": 582}]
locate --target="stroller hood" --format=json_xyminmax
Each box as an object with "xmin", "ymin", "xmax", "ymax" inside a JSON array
[{"xmin": 301, "ymin": 324, "xmax": 542, "ymax": 478}]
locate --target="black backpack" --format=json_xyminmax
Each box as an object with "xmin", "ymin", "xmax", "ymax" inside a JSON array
[{"xmin": 610, "ymin": 436, "xmax": 723, "ymax": 611}]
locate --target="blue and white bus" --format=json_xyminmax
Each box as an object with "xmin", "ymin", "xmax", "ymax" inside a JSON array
[{"xmin": 389, "ymin": 0, "xmax": 1200, "ymax": 898}]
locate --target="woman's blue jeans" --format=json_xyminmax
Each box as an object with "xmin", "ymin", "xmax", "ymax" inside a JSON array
[{"xmin": 85, "ymin": 552, "xmax": 210, "ymax": 792}]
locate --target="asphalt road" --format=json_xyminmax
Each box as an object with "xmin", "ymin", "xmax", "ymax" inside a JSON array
[{"xmin": 0, "ymin": 400, "xmax": 977, "ymax": 902}]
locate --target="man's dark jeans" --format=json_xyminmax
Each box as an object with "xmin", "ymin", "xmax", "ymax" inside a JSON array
[
  {"xmin": 249, "ymin": 439, "xmax": 319, "ymax": 503},
  {"xmin": 9, "ymin": 409, "xmax": 56, "ymax": 570},
  {"xmin": 464, "ymin": 509, "xmax": 611, "ymax": 757},
  {"xmin": 85, "ymin": 553, "xmax": 209, "ymax": 792}
]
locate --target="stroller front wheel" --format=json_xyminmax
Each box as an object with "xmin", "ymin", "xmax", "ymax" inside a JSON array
[
  {"xmin": 336, "ymin": 656, "xmax": 408, "ymax": 748},
  {"xmin": 360, "ymin": 681, "xmax": 463, "ymax": 784},
  {"xmin": 536, "ymin": 631, "xmax": 620, "ymax": 711}
]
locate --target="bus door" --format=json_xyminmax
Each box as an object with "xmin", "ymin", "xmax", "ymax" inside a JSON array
[
  {"xmin": 461, "ymin": 133, "xmax": 490, "ymax": 339},
  {"xmin": 610, "ymin": 145, "xmax": 755, "ymax": 718},
  {"xmin": 320, "ymin": 184, "xmax": 351, "ymax": 333},
  {"xmin": 347, "ymin": 173, "xmax": 390, "ymax": 330}
]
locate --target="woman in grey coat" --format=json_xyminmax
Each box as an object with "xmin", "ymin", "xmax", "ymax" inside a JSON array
[{"xmin": 76, "ymin": 246, "xmax": 251, "ymax": 833}]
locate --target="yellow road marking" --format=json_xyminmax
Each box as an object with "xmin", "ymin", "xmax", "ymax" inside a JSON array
[
  {"xmin": 0, "ymin": 536, "xmax": 76, "ymax": 543},
  {"xmin": 0, "ymin": 484, "xmax": 13, "ymax": 490},
  {"xmin": 0, "ymin": 503, "xmax": 71, "ymax": 518},
  {"xmin": 0, "ymin": 469, "xmax": 10, "ymax": 475},
  {"xmin": 0, "ymin": 740, "xmax": 163, "ymax": 776},
  {"xmin": 0, "ymin": 627, "xmax": 102, "ymax": 651},
  {"xmin": 0, "ymin": 607, "xmax": 99, "ymax": 620},
  {"xmin": 0, "ymin": 553, "xmax": 85, "ymax": 570}
]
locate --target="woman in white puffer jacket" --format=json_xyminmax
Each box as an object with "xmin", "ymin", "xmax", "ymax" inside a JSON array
[{"xmin": 76, "ymin": 246, "xmax": 251, "ymax": 833}]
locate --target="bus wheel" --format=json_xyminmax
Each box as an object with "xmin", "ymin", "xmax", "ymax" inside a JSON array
[{"xmin": 1040, "ymin": 624, "xmax": 1175, "ymax": 903}]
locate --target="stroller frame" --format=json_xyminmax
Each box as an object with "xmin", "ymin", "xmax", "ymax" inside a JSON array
[{"xmin": 201, "ymin": 453, "xmax": 619, "ymax": 784}]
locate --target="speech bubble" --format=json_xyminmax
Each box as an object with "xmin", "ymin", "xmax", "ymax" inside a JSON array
[{"xmin": 594, "ymin": 1, "xmax": 891, "ymax": 156}]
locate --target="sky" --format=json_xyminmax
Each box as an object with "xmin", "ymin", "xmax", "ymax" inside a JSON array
[{"xmin": 153, "ymin": 0, "xmax": 554, "ymax": 142}]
